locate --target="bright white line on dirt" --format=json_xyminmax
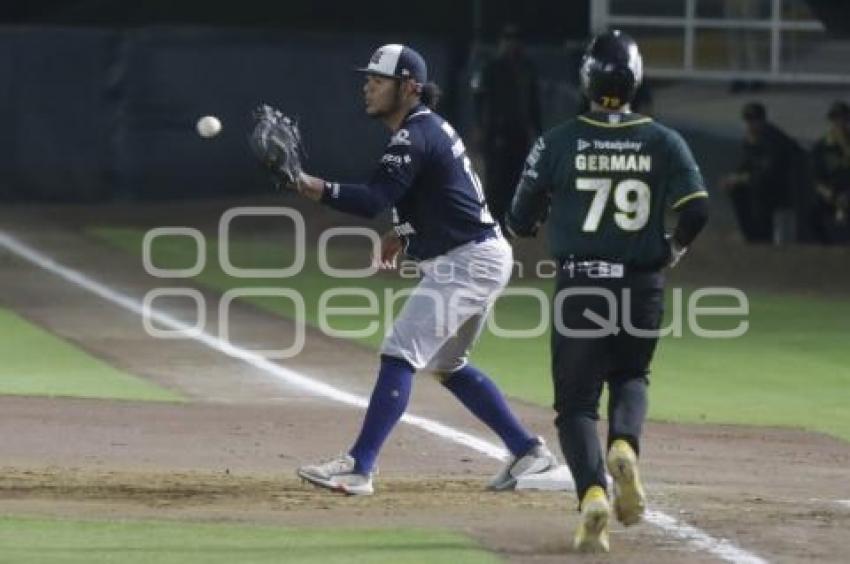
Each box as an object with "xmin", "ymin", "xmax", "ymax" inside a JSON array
[
  {"xmin": 0, "ymin": 230, "xmax": 768, "ymax": 564},
  {"xmin": 646, "ymin": 511, "xmax": 767, "ymax": 564},
  {"xmin": 809, "ymin": 498, "xmax": 850, "ymax": 511}
]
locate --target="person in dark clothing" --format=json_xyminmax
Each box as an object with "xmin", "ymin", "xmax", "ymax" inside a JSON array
[
  {"xmin": 721, "ymin": 102, "xmax": 801, "ymax": 243},
  {"xmin": 508, "ymin": 30, "xmax": 708, "ymax": 554},
  {"xmin": 472, "ymin": 24, "xmax": 542, "ymax": 230},
  {"xmin": 810, "ymin": 100, "xmax": 850, "ymax": 244}
]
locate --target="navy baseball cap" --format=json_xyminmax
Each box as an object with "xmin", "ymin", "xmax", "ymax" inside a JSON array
[{"xmin": 356, "ymin": 44, "xmax": 427, "ymax": 85}]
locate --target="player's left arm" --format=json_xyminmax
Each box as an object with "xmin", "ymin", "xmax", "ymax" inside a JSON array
[
  {"xmin": 505, "ymin": 136, "xmax": 552, "ymax": 238},
  {"xmin": 666, "ymin": 131, "xmax": 710, "ymax": 265},
  {"xmin": 297, "ymin": 138, "xmax": 422, "ymax": 218},
  {"xmin": 297, "ymin": 175, "xmax": 402, "ymax": 218}
]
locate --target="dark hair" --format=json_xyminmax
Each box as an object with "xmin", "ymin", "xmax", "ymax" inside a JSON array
[{"xmin": 420, "ymin": 82, "xmax": 442, "ymax": 110}]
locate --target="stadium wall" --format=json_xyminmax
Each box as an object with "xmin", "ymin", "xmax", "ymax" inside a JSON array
[{"xmin": 0, "ymin": 27, "xmax": 451, "ymax": 201}]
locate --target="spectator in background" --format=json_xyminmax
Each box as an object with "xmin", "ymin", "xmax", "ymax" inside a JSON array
[
  {"xmin": 721, "ymin": 102, "xmax": 802, "ymax": 243},
  {"xmin": 472, "ymin": 24, "xmax": 542, "ymax": 229},
  {"xmin": 810, "ymin": 100, "xmax": 850, "ymax": 244}
]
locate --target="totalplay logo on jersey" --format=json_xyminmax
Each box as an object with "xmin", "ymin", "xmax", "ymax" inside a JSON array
[{"xmin": 592, "ymin": 140, "xmax": 643, "ymax": 152}]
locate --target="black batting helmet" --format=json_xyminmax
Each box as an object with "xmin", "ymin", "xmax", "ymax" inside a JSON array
[{"xmin": 580, "ymin": 30, "xmax": 643, "ymax": 110}]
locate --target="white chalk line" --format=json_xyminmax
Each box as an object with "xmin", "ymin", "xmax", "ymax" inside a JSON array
[
  {"xmin": 0, "ymin": 230, "xmax": 768, "ymax": 564},
  {"xmin": 810, "ymin": 498, "xmax": 850, "ymax": 509},
  {"xmin": 645, "ymin": 511, "xmax": 766, "ymax": 564}
]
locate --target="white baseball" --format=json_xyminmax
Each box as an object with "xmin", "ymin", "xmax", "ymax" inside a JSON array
[{"xmin": 196, "ymin": 115, "xmax": 222, "ymax": 138}]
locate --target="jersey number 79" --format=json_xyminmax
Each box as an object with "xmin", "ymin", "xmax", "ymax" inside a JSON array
[{"xmin": 576, "ymin": 177, "xmax": 650, "ymax": 232}]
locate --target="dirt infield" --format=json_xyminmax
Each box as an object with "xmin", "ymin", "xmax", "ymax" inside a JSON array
[{"xmin": 1, "ymin": 202, "xmax": 848, "ymax": 562}]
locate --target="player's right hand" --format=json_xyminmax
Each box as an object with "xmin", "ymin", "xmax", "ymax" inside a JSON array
[
  {"xmin": 375, "ymin": 230, "xmax": 403, "ymax": 270},
  {"xmin": 665, "ymin": 234, "xmax": 687, "ymax": 268}
]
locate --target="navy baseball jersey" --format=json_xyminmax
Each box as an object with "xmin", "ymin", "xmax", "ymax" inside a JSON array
[{"xmin": 322, "ymin": 104, "xmax": 496, "ymax": 260}]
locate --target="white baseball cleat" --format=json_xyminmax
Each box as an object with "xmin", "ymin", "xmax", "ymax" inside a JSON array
[
  {"xmin": 487, "ymin": 437, "xmax": 559, "ymax": 491},
  {"xmin": 297, "ymin": 454, "xmax": 374, "ymax": 496}
]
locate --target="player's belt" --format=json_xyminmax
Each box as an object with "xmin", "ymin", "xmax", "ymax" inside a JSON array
[{"xmin": 560, "ymin": 259, "xmax": 625, "ymax": 279}]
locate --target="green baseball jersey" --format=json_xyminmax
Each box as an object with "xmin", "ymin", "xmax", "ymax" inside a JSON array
[{"xmin": 507, "ymin": 111, "xmax": 708, "ymax": 268}]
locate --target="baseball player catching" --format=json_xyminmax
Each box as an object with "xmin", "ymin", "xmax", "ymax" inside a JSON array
[{"xmin": 250, "ymin": 44, "xmax": 557, "ymax": 495}]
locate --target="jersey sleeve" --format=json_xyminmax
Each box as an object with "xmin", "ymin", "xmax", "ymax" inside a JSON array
[
  {"xmin": 665, "ymin": 130, "xmax": 709, "ymax": 211},
  {"xmin": 505, "ymin": 135, "xmax": 552, "ymax": 237},
  {"xmin": 321, "ymin": 127, "xmax": 424, "ymax": 218}
]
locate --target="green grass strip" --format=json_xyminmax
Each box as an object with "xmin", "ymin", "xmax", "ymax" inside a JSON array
[
  {"xmin": 0, "ymin": 308, "xmax": 180, "ymax": 402},
  {"xmin": 0, "ymin": 516, "xmax": 499, "ymax": 564}
]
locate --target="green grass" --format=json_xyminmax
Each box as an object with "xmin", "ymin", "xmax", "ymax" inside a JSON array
[
  {"xmin": 0, "ymin": 308, "xmax": 181, "ymax": 402},
  {"xmin": 92, "ymin": 226, "xmax": 850, "ymax": 441},
  {"xmin": 651, "ymin": 293, "xmax": 850, "ymax": 439},
  {"xmin": 0, "ymin": 516, "xmax": 498, "ymax": 564}
]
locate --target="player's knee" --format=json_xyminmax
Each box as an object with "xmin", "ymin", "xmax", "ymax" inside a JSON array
[
  {"xmin": 554, "ymin": 397, "xmax": 600, "ymax": 420},
  {"xmin": 428, "ymin": 357, "xmax": 467, "ymax": 383},
  {"xmin": 431, "ymin": 364, "xmax": 465, "ymax": 384},
  {"xmin": 608, "ymin": 371, "xmax": 650, "ymax": 388}
]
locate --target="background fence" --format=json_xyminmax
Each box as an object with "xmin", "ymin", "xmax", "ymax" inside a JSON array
[{"xmin": 0, "ymin": 28, "xmax": 451, "ymax": 201}]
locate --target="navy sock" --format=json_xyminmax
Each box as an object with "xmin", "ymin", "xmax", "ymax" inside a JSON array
[
  {"xmin": 442, "ymin": 364, "xmax": 537, "ymax": 457},
  {"xmin": 349, "ymin": 355, "xmax": 414, "ymax": 474}
]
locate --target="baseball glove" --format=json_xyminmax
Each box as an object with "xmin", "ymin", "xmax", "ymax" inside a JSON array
[{"xmin": 249, "ymin": 104, "xmax": 304, "ymax": 188}]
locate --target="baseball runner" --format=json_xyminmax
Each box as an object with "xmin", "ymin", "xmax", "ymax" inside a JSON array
[
  {"xmin": 507, "ymin": 31, "xmax": 709, "ymax": 552},
  {"xmin": 251, "ymin": 44, "xmax": 556, "ymax": 495}
]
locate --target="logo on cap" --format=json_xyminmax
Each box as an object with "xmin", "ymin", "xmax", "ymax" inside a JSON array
[{"xmin": 370, "ymin": 49, "xmax": 384, "ymax": 65}]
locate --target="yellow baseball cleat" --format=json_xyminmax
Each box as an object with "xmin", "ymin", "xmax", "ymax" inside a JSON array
[
  {"xmin": 607, "ymin": 439, "xmax": 646, "ymax": 526},
  {"xmin": 573, "ymin": 485, "xmax": 610, "ymax": 553}
]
